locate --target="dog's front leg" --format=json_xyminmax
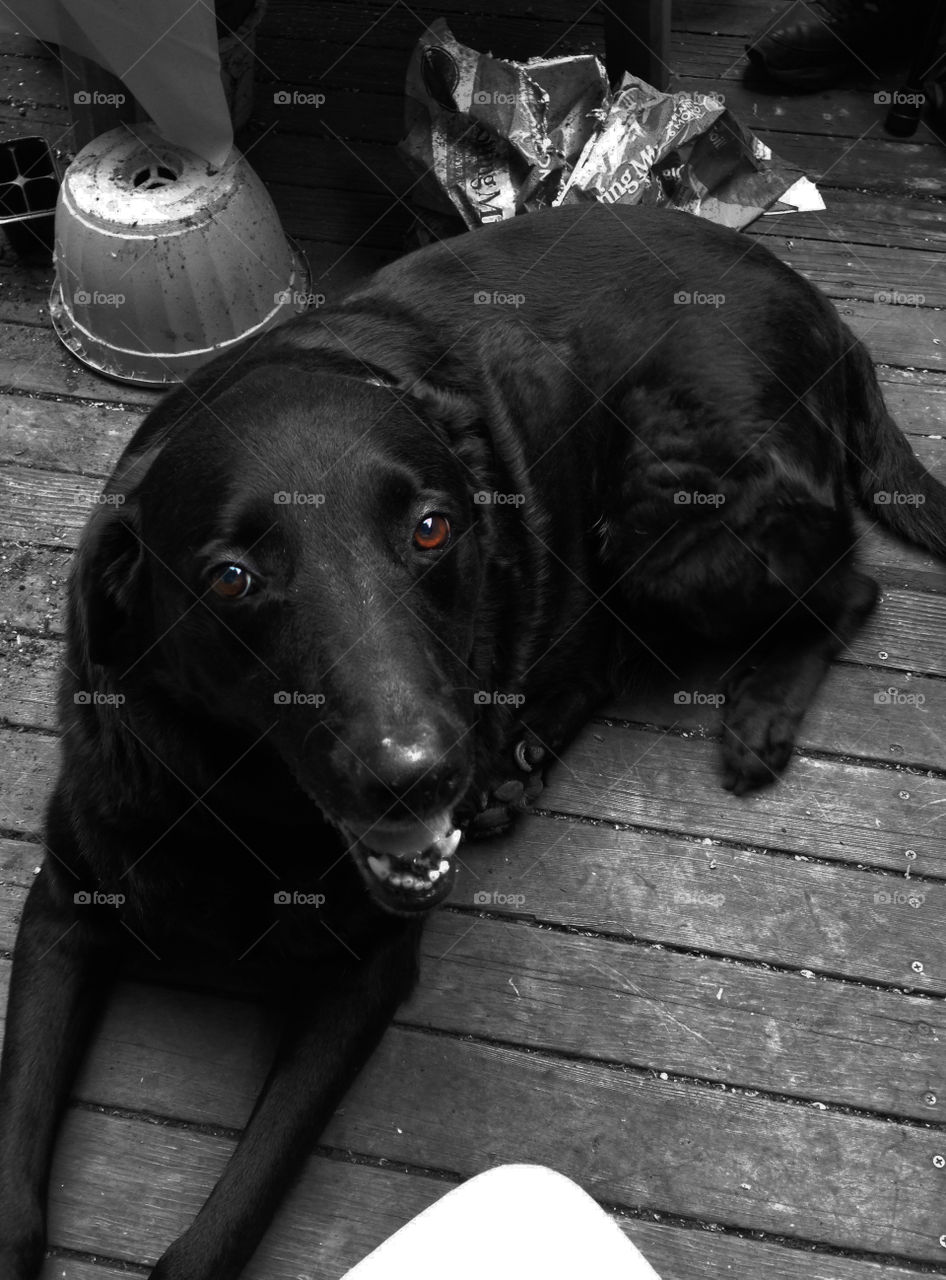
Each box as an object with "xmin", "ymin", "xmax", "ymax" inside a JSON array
[
  {"xmin": 0, "ymin": 862, "xmax": 119, "ymax": 1279},
  {"xmin": 150, "ymin": 920, "xmax": 421, "ymax": 1280}
]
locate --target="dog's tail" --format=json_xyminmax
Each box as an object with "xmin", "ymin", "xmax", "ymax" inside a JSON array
[{"xmin": 844, "ymin": 337, "xmax": 946, "ymax": 559}]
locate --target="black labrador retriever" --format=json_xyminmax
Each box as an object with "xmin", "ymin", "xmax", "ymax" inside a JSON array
[{"xmin": 2, "ymin": 205, "xmax": 944, "ymax": 1279}]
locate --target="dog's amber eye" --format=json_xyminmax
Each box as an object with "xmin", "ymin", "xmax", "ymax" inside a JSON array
[
  {"xmin": 209, "ymin": 564, "xmax": 253, "ymax": 600},
  {"xmin": 413, "ymin": 513, "xmax": 451, "ymax": 551}
]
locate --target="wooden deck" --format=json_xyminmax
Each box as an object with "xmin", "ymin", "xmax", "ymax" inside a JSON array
[{"xmin": 1, "ymin": 1, "xmax": 945, "ymax": 1276}]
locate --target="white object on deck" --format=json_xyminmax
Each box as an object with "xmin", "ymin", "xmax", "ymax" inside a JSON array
[{"xmin": 342, "ymin": 1163, "xmax": 663, "ymax": 1279}]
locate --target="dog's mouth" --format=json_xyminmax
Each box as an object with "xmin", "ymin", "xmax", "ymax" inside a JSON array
[{"xmin": 345, "ymin": 813, "xmax": 462, "ymax": 914}]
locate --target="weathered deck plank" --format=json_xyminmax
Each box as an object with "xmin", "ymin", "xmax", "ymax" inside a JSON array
[
  {"xmin": 540, "ymin": 725, "xmax": 946, "ymax": 873},
  {"xmin": 2, "ymin": 806, "xmax": 944, "ymax": 991},
  {"xmin": 33, "ymin": 1041, "xmax": 946, "ymax": 1263},
  {"xmin": 1, "ymin": 825, "xmax": 940, "ymax": 995},
  {"xmin": 2, "ymin": 906, "xmax": 942, "ymax": 1119},
  {"xmin": 36, "ymin": 1190, "xmax": 946, "ymax": 1280}
]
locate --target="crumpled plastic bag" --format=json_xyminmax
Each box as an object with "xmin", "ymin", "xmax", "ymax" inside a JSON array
[
  {"xmin": 401, "ymin": 20, "xmax": 608, "ymax": 225},
  {"xmin": 400, "ymin": 20, "xmax": 821, "ymax": 232}
]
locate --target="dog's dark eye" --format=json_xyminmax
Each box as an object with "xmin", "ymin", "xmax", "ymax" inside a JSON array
[
  {"xmin": 413, "ymin": 513, "xmax": 451, "ymax": 551},
  {"xmin": 209, "ymin": 564, "xmax": 253, "ymax": 600}
]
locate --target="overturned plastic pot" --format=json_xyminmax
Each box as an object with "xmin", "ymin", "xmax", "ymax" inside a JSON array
[{"xmin": 49, "ymin": 123, "xmax": 308, "ymax": 386}]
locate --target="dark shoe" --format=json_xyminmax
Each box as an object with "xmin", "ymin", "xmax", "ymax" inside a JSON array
[{"xmin": 746, "ymin": 0, "xmax": 903, "ymax": 90}]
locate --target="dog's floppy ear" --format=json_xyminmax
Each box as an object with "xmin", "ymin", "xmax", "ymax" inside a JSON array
[
  {"xmin": 73, "ymin": 501, "xmax": 144, "ymax": 668},
  {"xmin": 70, "ymin": 442, "xmax": 163, "ymax": 669},
  {"xmin": 399, "ymin": 364, "xmax": 492, "ymax": 480}
]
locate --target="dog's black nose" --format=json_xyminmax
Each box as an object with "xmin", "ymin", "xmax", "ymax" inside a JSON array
[{"xmin": 337, "ymin": 722, "xmax": 467, "ymax": 818}]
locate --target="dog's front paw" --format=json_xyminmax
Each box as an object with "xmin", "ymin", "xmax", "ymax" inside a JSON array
[{"xmin": 720, "ymin": 695, "xmax": 797, "ymax": 795}]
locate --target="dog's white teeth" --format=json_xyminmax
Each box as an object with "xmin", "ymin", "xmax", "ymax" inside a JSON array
[
  {"xmin": 365, "ymin": 851, "xmax": 435, "ymax": 891},
  {"xmin": 363, "ymin": 827, "xmax": 460, "ymax": 895},
  {"xmin": 433, "ymin": 828, "xmax": 462, "ymax": 859},
  {"xmin": 366, "ymin": 853, "xmax": 393, "ymax": 881}
]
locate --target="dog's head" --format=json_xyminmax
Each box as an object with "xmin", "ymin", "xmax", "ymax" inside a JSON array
[{"xmin": 71, "ymin": 355, "xmax": 523, "ymax": 914}]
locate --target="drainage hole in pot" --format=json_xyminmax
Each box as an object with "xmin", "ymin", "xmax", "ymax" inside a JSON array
[{"xmin": 132, "ymin": 164, "xmax": 179, "ymax": 190}]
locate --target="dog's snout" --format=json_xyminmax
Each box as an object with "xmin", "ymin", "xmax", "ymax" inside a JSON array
[{"xmin": 339, "ymin": 722, "xmax": 467, "ymax": 817}]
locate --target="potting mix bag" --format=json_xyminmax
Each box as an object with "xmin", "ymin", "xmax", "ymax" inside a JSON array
[{"xmin": 401, "ymin": 20, "xmax": 822, "ymax": 232}]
